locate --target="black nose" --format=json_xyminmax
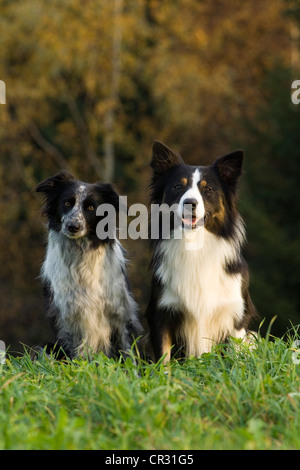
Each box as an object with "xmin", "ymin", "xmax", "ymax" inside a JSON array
[
  {"xmin": 67, "ymin": 222, "xmax": 80, "ymax": 233},
  {"xmin": 183, "ymin": 198, "xmax": 198, "ymax": 209}
]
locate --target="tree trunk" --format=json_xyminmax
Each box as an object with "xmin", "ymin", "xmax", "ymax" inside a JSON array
[{"xmin": 104, "ymin": 0, "xmax": 123, "ymax": 182}]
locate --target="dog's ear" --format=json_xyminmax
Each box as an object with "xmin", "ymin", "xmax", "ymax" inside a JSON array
[
  {"xmin": 213, "ymin": 150, "xmax": 244, "ymax": 187},
  {"xmin": 94, "ymin": 183, "xmax": 121, "ymax": 212},
  {"xmin": 151, "ymin": 141, "xmax": 184, "ymax": 174},
  {"xmin": 35, "ymin": 170, "xmax": 74, "ymax": 193}
]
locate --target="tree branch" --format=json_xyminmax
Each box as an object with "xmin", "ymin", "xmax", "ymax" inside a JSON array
[
  {"xmin": 28, "ymin": 122, "xmax": 69, "ymax": 169},
  {"xmin": 64, "ymin": 94, "xmax": 102, "ymax": 177}
]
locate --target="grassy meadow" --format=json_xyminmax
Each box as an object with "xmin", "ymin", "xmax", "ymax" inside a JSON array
[{"xmin": 1, "ymin": 327, "xmax": 300, "ymax": 450}]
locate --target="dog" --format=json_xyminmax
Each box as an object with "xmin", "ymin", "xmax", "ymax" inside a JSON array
[
  {"xmin": 35, "ymin": 170, "xmax": 142, "ymax": 359},
  {"xmin": 146, "ymin": 141, "xmax": 256, "ymax": 362}
]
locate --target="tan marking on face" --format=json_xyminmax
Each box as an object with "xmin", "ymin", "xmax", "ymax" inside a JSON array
[
  {"xmin": 181, "ymin": 177, "xmax": 188, "ymax": 186},
  {"xmin": 213, "ymin": 196, "xmax": 226, "ymax": 222}
]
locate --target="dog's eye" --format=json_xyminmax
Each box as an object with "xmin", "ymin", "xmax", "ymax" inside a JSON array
[
  {"xmin": 87, "ymin": 205, "xmax": 95, "ymax": 211},
  {"xmin": 64, "ymin": 201, "xmax": 71, "ymax": 207},
  {"xmin": 201, "ymin": 185, "xmax": 213, "ymax": 192},
  {"xmin": 174, "ymin": 184, "xmax": 182, "ymax": 190}
]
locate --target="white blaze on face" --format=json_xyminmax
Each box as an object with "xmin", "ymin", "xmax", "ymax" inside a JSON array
[
  {"xmin": 178, "ymin": 169, "xmax": 205, "ymax": 225},
  {"xmin": 62, "ymin": 183, "xmax": 88, "ymax": 238}
]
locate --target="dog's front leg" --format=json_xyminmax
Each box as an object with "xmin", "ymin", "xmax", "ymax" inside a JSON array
[
  {"xmin": 161, "ymin": 329, "xmax": 173, "ymax": 363},
  {"xmin": 151, "ymin": 325, "xmax": 173, "ymax": 363}
]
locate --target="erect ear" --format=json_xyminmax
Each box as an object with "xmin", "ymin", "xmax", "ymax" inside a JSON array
[
  {"xmin": 35, "ymin": 170, "xmax": 74, "ymax": 193},
  {"xmin": 213, "ymin": 150, "xmax": 244, "ymax": 186},
  {"xmin": 95, "ymin": 182, "xmax": 121, "ymax": 212},
  {"xmin": 151, "ymin": 141, "xmax": 184, "ymax": 174}
]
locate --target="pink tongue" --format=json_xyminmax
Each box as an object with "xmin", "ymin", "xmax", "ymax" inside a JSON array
[{"xmin": 183, "ymin": 217, "xmax": 196, "ymax": 225}]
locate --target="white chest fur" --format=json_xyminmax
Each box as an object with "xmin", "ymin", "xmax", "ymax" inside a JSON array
[{"xmin": 156, "ymin": 229, "xmax": 245, "ymax": 355}]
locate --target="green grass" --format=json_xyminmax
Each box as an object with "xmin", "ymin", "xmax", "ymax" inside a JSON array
[{"xmin": 1, "ymin": 327, "xmax": 300, "ymax": 450}]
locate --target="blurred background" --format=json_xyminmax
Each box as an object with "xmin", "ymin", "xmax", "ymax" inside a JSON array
[{"xmin": 0, "ymin": 0, "xmax": 299, "ymax": 353}]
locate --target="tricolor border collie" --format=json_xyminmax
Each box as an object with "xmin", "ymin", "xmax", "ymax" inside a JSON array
[
  {"xmin": 35, "ymin": 171, "xmax": 142, "ymax": 359},
  {"xmin": 146, "ymin": 141, "xmax": 256, "ymax": 362}
]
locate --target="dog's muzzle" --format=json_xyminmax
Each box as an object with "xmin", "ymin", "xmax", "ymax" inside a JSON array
[
  {"xmin": 62, "ymin": 214, "xmax": 87, "ymax": 239},
  {"xmin": 182, "ymin": 198, "xmax": 203, "ymax": 230}
]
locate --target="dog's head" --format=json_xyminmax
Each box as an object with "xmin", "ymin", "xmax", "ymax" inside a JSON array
[
  {"xmin": 150, "ymin": 141, "xmax": 244, "ymax": 237},
  {"xmin": 35, "ymin": 171, "xmax": 119, "ymax": 242}
]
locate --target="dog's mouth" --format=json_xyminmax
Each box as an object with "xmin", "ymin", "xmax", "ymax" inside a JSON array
[
  {"xmin": 62, "ymin": 229, "xmax": 87, "ymax": 239},
  {"xmin": 65, "ymin": 231, "xmax": 86, "ymax": 239},
  {"xmin": 181, "ymin": 213, "xmax": 203, "ymax": 230}
]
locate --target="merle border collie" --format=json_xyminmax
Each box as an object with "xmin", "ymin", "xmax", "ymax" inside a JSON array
[
  {"xmin": 35, "ymin": 171, "xmax": 142, "ymax": 359},
  {"xmin": 146, "ymin": 141, "xmax": 256, "ymax": 362}
]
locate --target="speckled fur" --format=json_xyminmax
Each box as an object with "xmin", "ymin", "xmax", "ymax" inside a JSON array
[{"xmin": 36, "ymin": 171, "xmax": 142, "ymax": 359}]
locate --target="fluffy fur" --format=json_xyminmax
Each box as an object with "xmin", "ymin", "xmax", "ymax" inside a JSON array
[
  {"xmin": 35, "ymin": 171, "xmax": 142, "ymax": 359},
  {"xmin": 146, "ymin": 141, "xmax": 256, "ymax": 362}
]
